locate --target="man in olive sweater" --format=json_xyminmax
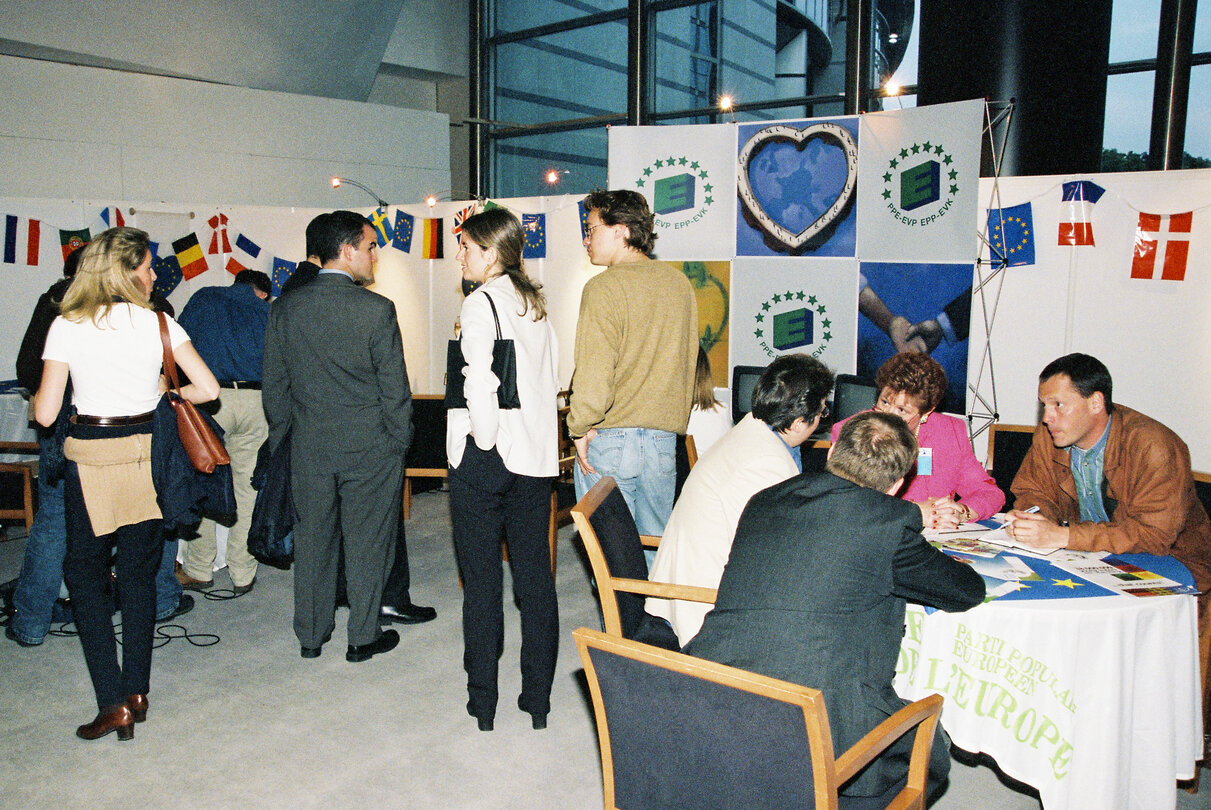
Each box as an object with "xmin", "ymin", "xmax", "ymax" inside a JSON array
[{"xmin": 568, "ymin": 190, "xmax": 697, "ymax": 537}]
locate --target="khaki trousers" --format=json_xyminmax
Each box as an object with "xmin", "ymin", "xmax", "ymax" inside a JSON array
[{"xmin": 181, "ymin": 387, "xmax": 267, "ymax": 588}]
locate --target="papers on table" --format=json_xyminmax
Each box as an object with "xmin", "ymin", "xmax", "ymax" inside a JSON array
[
  {"xmin": 1049, "ymin": 555, "xmax": 1199, "ymax": 597},
  {"xmin": 924, "ymin": 518, "xmax": 1060, "ymax": 557},
  {"xmin": 927, "ymin": 516, "xmax": 1200, "ymax": 599},
  {"xmin": 949, "ymin": 554, "xmax": 1034, "ymax": 599}
]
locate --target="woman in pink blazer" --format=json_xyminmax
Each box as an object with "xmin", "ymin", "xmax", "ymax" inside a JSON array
[{"xmin": 831, "ymin": 351, "xmax": 1004, "ymax": 529}]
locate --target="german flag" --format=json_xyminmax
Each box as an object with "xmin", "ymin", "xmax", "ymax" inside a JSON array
[
  {"xmin": 173, "ymin": 233, "xmax": 209, "ymax": 279},
  {"xmin": 421, "ymin": 218, "xmax": 443, "ymax": 259}
]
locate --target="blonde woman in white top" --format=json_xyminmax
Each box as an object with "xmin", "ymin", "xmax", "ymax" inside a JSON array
[
  {"xmin": 447, "ymin": 208, "xmax": 559, "ymax": 732},
  {"xmin": 34, "ymin": 227, "xmax": 218, "ymax": 742}
]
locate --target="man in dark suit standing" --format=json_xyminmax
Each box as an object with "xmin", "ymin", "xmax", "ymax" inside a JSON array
[
  {"xmin": 280, "ymin": 213, "xmax": 435, "ymax": 626},
  {"xmin": 686, "ymin": 411, "xmax": 985, "ymax": 804},
  {"xmin": 263, "ymin": 210, "xmax": 412, "ymax": 662}
]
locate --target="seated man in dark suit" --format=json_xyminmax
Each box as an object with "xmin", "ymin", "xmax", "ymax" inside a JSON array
[{"xmin": 685, "ymin": 411, "xmax": 985, "ymax": 806}]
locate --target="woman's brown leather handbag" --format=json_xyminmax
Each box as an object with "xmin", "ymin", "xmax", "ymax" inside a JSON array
[{"xmin": 158, "ymin": 311, "xmax": 230, "ymax": 473}]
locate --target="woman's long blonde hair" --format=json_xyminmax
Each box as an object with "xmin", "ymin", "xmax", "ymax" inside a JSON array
[
  {"xmin": 461, "ymin": 208, "xmax": 547, "ymax": 321},
  {"xmin": 59, "ymin": 227, "xmax": 153, "ymax": 325}
]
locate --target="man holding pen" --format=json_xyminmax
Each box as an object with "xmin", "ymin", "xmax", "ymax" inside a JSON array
[{"xmin": 1006, "ymin": 353, "xmax": 1211, "ymax": 745}]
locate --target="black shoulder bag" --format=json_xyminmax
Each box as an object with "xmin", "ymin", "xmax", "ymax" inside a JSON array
[{"xmin": 445, "ymin": 293, "xmax": 521, "ymax": 410}]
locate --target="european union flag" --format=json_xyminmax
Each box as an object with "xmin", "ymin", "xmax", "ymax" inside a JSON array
[
  {"xmin": 577, "ymin": 200, "xmax": 590, "ymax": 239},
  {"xmin": 987, "ymin": 202, "xmax": 1035, "ymax": 267},
  {"xmin": 272, "ymin": 257, "xmax": 297, "ymax": 297},
  {"xmin": 393, "ymin": 211, "xmax": 414, "ymax": 252},
  {"xmin": 152, "ymin": 254, "xmax": 182, "ymax": 299},
  {"xmin": 522, "ymin": 213, "xmax": 546, "ymax": 259},
  {"xmin": 370, "ymin": 207, "xmax": 393, "ymax": 247}
]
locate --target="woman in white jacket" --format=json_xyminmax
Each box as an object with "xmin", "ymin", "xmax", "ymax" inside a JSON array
[{"xmin": 447, "ymin": 208, "xmax": 559, "ymax": 732}]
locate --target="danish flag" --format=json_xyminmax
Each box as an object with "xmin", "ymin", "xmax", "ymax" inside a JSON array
[
  {"xmin": 1131, "ymin": 212, "xmax": 1192, "ymax": 281},
  {"xmin": 207, "ymin": 213, "xmax": 232, "ymax": 255}
]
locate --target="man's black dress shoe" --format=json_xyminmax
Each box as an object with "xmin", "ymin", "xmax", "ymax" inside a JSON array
[
  {"xmin": 301, "ymin": 629, "xmax": 333, "ymax": 659},
  {"xmin": 346, "ymin": 628, "xmax": 400, "ymax": 662},
  {"xmin": 77, "ymin": 704, "xmax": 134, "ymax": 741},
  {"xmin": 380, "ymin": 603, "xmax": 437, "ymax": 624}
]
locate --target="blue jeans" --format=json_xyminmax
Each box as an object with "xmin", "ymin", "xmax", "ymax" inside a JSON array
[
  {"xmin": 154, "ymin": 538, "xmax": 183, "ymax": 620},
  {"xmin": 574, "ymin": 428, "xmax": 677, "ymax": 545},
  {"xmin": 9, "ymin": 433, "xmax": 67, "ymax": 645}
]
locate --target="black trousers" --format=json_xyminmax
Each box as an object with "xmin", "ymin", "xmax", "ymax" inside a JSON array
[
  {"xmin": 62, "ymin": 464, "xmax": 162, "ymax": 710},
  {"xmin": 336, "ymin": 517, "xmax": 412, "ymax": 608},
  {"xmin": 449, "ymin": 444, "xmax": 558, "ymax": 719}
]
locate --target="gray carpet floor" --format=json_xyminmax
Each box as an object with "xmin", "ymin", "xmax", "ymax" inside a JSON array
[{"xmin": 0, "ymin": 489, "xmax": 1203, "ymax": 809}]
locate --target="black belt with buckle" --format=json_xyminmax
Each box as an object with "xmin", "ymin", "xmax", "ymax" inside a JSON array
[
  {"xmin": 71, "ymin": 411, "xmax": 155, "ymax": 427},
  {"xmin": 218, "ymin": 380, "xmax": 262, "ymax": 390}
]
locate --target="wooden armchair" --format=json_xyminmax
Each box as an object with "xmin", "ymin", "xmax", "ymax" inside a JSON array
[
  {"xmin": 403, "ymin": 395, "xmax": 448, "ymax": 520},
  {"xmin": 570, "ymin": 476, "xmax": 715, "ymax": 641},
  {"xmin": 0, "ymin": 441, "xmax": 40, "ymax": 534},
  {"xmin": 574, "ymin": 627, "xmax": 945, "ymax": 810},
  {"xmin": 545, "ymin": 394, "xmax": 575, "ymax": 579}
]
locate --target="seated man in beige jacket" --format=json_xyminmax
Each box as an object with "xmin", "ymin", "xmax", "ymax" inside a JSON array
[{"xmin": 645, "ymin": 353, "xmax": 834, "ymax": 645}]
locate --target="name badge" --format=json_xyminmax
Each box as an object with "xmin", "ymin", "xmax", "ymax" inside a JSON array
[{"xmin": 917, "ymin": 447, "xmax": 933, "ymax": 476}]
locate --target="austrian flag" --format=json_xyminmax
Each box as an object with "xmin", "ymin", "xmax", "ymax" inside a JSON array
[{"xmin": 1131, "ymin": 212, "xmax": 1192, "ymax": 281}]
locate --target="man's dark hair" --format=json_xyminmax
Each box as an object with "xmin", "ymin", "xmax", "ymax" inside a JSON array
[
  {"xmin": 827, "ymin": 411, "xmax": 917, "ymax": 492},
  {"xmin": 63, "ymin": 245, "xmax": 84, "ymax": 278},
  {"xmin": 750, "ymin": 353, "xmax": 835, "ymax": 432},
  {"xmin": 305, "ymin": 212, "xmax": 330, "ymax": 258},
  {"xmin": 234, "ymin": 269, "xmax": 272, "ymax": 296},
  {"xmin": 311, "ymin": 210, "xmax": 369, "ymax": 264},
  {"xmin": 582, "ymin": 189, "xmax": 658, "ymax": 256},
  {"xmin": 1039, "ymin": 352, "xmax": 1114, "ymax": 413}
]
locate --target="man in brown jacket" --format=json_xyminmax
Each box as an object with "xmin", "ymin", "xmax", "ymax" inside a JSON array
[{"xmin": 1007, "ymin": 352, "xmax": 1211, "ymax": 746}]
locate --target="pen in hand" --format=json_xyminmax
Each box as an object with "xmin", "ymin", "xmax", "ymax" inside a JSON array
[{"xmin": 999, "ymin": 505, "xmax": 1039, "ymax": 528}]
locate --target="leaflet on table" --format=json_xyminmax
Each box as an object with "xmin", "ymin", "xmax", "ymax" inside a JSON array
[
  {"xmin": 943, "ymin": 552, "xmax": 1033, "ymax": 600},
  {"xmin": 1049, "ymin": 554, "xmax": 1199, "ymax": 596},
  {"xmin": 924, "ymin": 520, "xmax": 1060, "ymax": 557}
]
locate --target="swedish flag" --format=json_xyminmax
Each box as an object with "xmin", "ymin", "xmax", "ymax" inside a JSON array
[{"xmin": 370, "ymin": 207, "xmax": 394, "ymax": 247}]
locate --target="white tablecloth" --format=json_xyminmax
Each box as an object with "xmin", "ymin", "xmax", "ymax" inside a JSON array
[{"xmin": 895, "ymin": 594, "xmax": 1202, "ymax": 810}]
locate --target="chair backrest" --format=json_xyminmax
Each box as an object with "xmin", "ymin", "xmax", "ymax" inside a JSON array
[
  {"xmin": 574, "ymin": 627, "xmax": 941, "ymax": 810},
  {"xmin": 572, "ymin": 478, "xmax": 653, "ymax": 638},
  {"xmin": 1194, "ymin": 471, "xmax": 1211, "ymax": 522},
  {"xmin": 802, "ymin": 438, "xmax": 831, "ymax": 474},
  {"xmin": 406, "ymin": 394, "xmax": 448, "ymax": 474},
  {"xmin": 674, "ymin": 434, "xmax": 696, "ymax": 501},
  {"xmin": 572, "ymin": 477, "xmax": 717, "ymax": 640},
  {"xmin": 986, "ymin": 423, "xmax": 1036, "ymax": 510},
  {"xmin": 832, "ymin": 373, "xmax": 878, "ymax": 423}
]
